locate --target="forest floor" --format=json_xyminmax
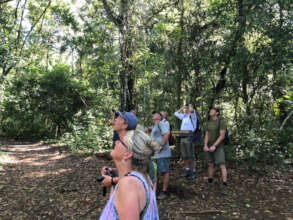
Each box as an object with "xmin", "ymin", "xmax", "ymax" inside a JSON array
[{"xmin": 0, "ymin": 141, "xmax": 293, "ymax": 220}]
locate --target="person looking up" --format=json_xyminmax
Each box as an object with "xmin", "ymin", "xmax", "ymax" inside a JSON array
[{"xmin": 174, "ymin": 104, "xmax": 197, "ymax": 180}]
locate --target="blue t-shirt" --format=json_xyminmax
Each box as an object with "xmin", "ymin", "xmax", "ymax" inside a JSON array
[
  {"xmin": 161, "ymin": 119, "xmax": 170, "ymax": 131},
  {"xmin": 151, "ymin": 121, "xmax": 171, "ymax": 159}
]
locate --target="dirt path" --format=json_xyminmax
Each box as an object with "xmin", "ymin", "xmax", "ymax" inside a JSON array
[{"xmin": 0, "ymin": 142, "xmax": 293, "ymax": 220}]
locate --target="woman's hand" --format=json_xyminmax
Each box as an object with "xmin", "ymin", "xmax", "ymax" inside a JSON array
[
  {"xmin": 101, "ymin": 175, "xmax": 112, "ymax": 187},
  {"xmin": 101, "ymin": 166, "xmax": 110, "ymax": 175}
]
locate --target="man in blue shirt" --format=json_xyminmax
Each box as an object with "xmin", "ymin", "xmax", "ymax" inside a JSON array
[
  {"xmin": 174, "ymin": 104, "xmax": 197, "ymax": 180},
  {"xmin": 151, "ymin": 111, "xmax": 171, "ymax": 199}
]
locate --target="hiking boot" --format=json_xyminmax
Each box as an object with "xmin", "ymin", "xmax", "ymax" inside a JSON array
[
  {"xmin": 207, "ymin": 181, "xmax": 214, "ymax": 188},
  {"xmin": 220, "ymin": 185, "xmax": 229, "ymax": 196},
  {"xmin": 187, "ymin": 172, "xmax": 197, "ymax": 180},
  {"xmin": 180, "ymin": 169, "xmax": 191, "ymax": 178},
  {"xmin": 157, "ymin": 191, "xmax": 168, "ymax": 200}
]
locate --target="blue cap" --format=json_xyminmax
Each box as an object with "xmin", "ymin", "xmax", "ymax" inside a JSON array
[{"xmin": 116, "ymin": 111, "xmax": 138, "ymax": 130}]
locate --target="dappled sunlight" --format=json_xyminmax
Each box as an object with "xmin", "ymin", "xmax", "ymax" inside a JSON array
[
  {"xmin": 2, "ymin": 142, "xmax": 52, "ymax": 153},
  {"xmin": 23, "ymin": 153, "xmax": 71, "ymax": 167},
  {"xmin": 1, "ymin": 143, "xmax": 71, "ymax": 167},
  {"xmin": 0, "ymin": 153, "xmax": 15, "ymax": 164},
  {"xmin": 22, "ymin": 168, "xmax": 72, "ymax": 178}
]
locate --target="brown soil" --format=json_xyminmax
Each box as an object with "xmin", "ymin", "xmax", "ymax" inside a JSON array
[{"xmin": 0, "ymin": 142, "xmax": 293, "ymax": 220}]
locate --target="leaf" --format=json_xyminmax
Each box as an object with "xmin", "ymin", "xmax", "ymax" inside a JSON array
[
  {"xmin": 230, "ymin": 204, "xmax": 237, "ymax": 208},
  {"xmin": 245, "ymin": 204, "xmax": 251, "ymax": 208}
]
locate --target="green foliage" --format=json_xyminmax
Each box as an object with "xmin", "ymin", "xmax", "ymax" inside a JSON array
[
  {"xmin": 0, "ymin": 0, "xmax": 292, "ymax": 163},
  {"xmin": 60, "ymin": 110, "xmax": 113, "ymax": 153},
  {"xmin": 1, "ymin": 64, "xmax": 94, "ymax": 138}
]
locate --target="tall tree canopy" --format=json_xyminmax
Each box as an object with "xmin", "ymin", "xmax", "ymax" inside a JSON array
[{"xmin": 0, "ymin": 0, "xmax": 292, "ymax": 160}]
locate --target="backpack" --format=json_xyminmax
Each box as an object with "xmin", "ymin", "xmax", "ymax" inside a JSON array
[
  {"xmin": 217, "ymin": 118, "xmax": 230, "ymax": 145},
  {"xmin": 168, "ymin": 125, "xmax": 175, "ymax": 145},
  {"xmin": 189, "ymin": 113, "xmax": 202, "ymax": 143}
]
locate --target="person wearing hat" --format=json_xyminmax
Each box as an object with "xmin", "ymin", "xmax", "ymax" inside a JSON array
[
  {"xmin": 101, "ymin": 111, "xmax": 138, "ymax": 188},
  {"xmin": 99, "ymin": 130, "xmax": 160, "ymax": 219},
  {"xmin": 151, "ymin": 111, "xmax": 171, "ymax": 200}
]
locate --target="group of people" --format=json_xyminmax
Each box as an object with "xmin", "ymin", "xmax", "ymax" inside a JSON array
[{"xmin": 98, "ymin": 104, "xmax": 228, "ymax": 219}]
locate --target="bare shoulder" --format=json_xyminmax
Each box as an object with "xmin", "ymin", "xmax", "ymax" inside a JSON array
[{"xmin": 118, "ymin": 175, "xmax": 142, "ymax": 191}]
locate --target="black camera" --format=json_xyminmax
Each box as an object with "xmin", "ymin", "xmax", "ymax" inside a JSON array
[
  {"xmin": 96, "ymin": 168, "xmax": 115, "ymax": 196},
  {"xmin": 96, "ymin": 168, "xmax": 113, "ymax": 182}
]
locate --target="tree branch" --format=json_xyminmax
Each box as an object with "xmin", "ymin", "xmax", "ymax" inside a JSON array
[
  {"xmin": 17, "ymin": 0, "xmax": 28, "ymax": 46},
  {"xmin": 0, "ymin": 0, "xmax": 13, "ymax": 5},
  {"xmin": 19, "ymin": 0, "xmax": 52, "ymax": 55},
  {"xmin": 101, "ymin": 0, "xmax": 121, "ymax": 27},
  {"xmin": 143, "ymin": 3, "xmax": 170, "ymax": 29}
]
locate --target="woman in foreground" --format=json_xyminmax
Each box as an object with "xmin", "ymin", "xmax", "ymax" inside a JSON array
[{"xmin": 99, "ymin": 130, "xmax": 160, "ymax": 220}]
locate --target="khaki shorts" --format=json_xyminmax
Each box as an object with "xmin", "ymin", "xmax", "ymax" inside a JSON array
[
  {"xmin": 180, "ymin": 137, "xmax": 195, "ymax": 160},
  {"xmin": 206, "ymin": 145, "xmax": 225, "ymax": 165}
]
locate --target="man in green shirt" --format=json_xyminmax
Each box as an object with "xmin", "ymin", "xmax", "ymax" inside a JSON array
[{"xmin": 204, "ymin": 107, "xmax": 228, "ymax": 193}]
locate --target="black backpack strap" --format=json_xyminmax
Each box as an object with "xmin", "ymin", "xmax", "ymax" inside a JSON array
[
  {"xmin": 217, "ymin": 117, "xmax": 226, "ymax": 137},
  {"xmin": 189, "ymin": 113, "xmax": 196, "ymax": 131},
  {"xmin": 217, "ymin": 117, "xmax": 221, "ymax": 137}
]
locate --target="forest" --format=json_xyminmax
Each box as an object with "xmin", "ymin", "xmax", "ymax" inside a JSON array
[{"xmin": 0, "ymin": 0, "xmax": 292, "ymax": 219}]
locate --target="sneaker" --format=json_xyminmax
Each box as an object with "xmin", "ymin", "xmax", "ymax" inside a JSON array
[
  {"xmin": 180, "ymin": 169, "xmax": 191, "ymax": 178},
  {"xmin": 157, "ymin": 191, "xmax": 168, "ymax": 200},
  {"xmin": 187, "ymin": 172, "xmax": 197, "ymax": 180}
]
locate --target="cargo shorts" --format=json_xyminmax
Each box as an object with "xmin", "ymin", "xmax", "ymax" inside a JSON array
[
  {"xmin": 206, "ymin": 145, "xmax": 225, "ymax": 165},
  {"xmin": 180, "ymin": 137, "xmax": 195, "ymax": 160}
]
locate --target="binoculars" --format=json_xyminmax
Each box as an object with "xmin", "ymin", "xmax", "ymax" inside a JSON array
[{"xmin": 96, "ymin": 168, "xmax": 114, "ymax": 196}]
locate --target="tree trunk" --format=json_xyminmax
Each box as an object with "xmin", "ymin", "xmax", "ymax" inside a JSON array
[{"xmin": 101, "ymin": 0, "xmax": 134, "ymax": 111}]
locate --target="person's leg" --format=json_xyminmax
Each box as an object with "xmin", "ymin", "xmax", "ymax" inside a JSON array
[
  {"xmin": 214, "ymin": 147, "xmax": 227, "ymax": 183},
  {"xmin": 157, "ymin": 158, "xmax": 169, "ymax": 199},
  {"xmin": 214, "ymin": 147, "xmax": 229, "ymax": 194},
  {"xmin": 186, "ymin": 139, "xmax": 196, "ymax": 179},
  {"xmin": 208, "ymin": 162, "xmax": 214, "ymax": 179},
  {"xmin": 180, "ymin": 138, "xmax": 191, "ymax": 177},
  {"xmin": 190, "ymin": 141, "xmax": 196, "ymax": 172},
  {"xmin": 162, "ymin": 158, "xmax": 169, "ymax": 192},
  {"xmin": 206, "ymin": 151, "xmax": 215, "ymax": 185},
  {"xmin": 219, "ymin": 164, "xmax": 227, "ymax": 183},
  {"xmin": 157, "ymin": 172, "xmax": 168, "ymax": 199},
  {"xmin": 162, "ymin": 172, "xmax": 170, "ymax": 192}
]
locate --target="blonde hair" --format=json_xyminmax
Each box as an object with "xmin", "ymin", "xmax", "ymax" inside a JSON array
[{"xmin": 124, "ymin": 130, "xmax": 159, "ymax": 172}]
